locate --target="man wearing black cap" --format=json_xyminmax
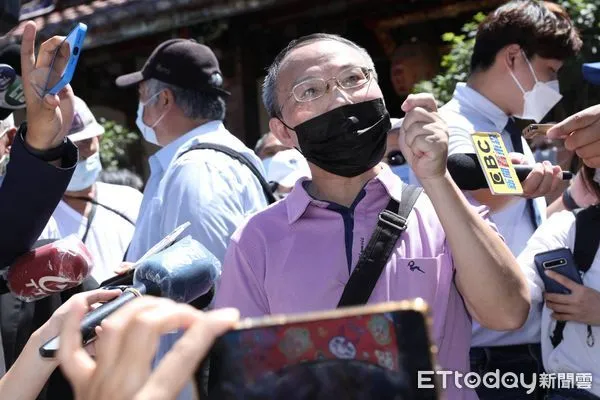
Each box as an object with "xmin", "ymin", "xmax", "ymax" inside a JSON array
[{"xmin": 116, "ymin": 38, "xmax": 268, "ymax": 271}]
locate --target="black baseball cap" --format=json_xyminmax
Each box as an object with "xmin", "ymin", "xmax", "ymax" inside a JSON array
[{"xmin": 115, "ymin": 39, "xmax": 230, "ymax": 97}]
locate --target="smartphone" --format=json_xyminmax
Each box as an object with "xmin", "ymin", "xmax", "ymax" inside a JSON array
[
  {"xmin": 199, "ymin": 300, "xmax": 440, "ymax": 400},
  {"xmin": 43, "ymin": 22, "xmax": 87, "ymax": 96},
  {"xmin": 522, "ymin": 123, "xmax": 555, "ymax": 140},
  {"xmin": 534, "ymin": 248, "xmax": 583, "ymax": 294}
]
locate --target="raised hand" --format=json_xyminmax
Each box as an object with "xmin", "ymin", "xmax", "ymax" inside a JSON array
[
  {"xmin": 19, "ymin": 21, "xmax": 75, "ymax": 151},
  {"xmin": 396, "ymin": 93, "xmax": 449, "ymax": 183}
]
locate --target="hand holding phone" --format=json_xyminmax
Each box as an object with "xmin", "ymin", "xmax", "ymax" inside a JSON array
[
  {"xmin": 41, "ymin": 23, "xmax": 87, "ymax": 96},
  {"xmin": 19, "ymin": 22, "xmax": 85, "ymax": 151},
  {"xmin": 523, "ymin": 124, "xmax": 555, "ymax": 140},
  {"xmin": 534, "ymin": 248, "xmax": 583, "ymax": 294}
]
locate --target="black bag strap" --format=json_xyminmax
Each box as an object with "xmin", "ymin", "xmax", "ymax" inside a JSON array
[
  {"xmin": 337, "ymin": 183, "xmax": 423, "ymax": 307},
  {"xmin": 551, "ymin": 206, "xmax": 600, "ymax": 348},
  {"xmin": 178, "ymin": 143, "xmax": 277, "ymax": 205},
  {"xmin": 81, "ymin": 202, "xmax": 97, "ymax": 244},
  {"xmin": 572, "ymin": 206, "xmax": 600, "ymax": 273}
]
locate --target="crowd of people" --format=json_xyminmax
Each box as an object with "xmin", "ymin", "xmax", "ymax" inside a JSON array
[{"xmin": 0, "ymin": 0, "xmax": 600, "ymax": 399}]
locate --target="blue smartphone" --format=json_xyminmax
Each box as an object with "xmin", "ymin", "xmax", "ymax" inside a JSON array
[
  {"xmin": 43, "ymin": 22, "xmax": 87, "ymax": 96},
  {"xmin": 534, "ymin": 248, "xmax": 583, "ymax": 294}
]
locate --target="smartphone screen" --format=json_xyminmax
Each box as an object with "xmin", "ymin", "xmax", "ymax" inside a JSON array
[
  {"xmin": 200, "ymin": 301, "xmax": 439, "ymax": 400},
  {"xmin": 42, "ymin": 23, "xmax": 87, "ymax": 96}
]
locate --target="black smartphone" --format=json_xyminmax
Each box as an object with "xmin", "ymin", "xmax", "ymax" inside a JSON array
[
  {"xmin": 534, "ymin": 248, "xmax": 583, "ymax": 294},
  {"xmin": 198, "ymin": 300, "xmax": 440, "ymax": 400}
]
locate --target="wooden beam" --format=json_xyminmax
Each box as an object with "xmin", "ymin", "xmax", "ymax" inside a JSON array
[{"xmin": 374, "ymin": 0, "xmax": 507, "ymax": 30}]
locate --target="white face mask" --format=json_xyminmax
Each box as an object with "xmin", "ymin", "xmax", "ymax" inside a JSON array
[
  {"xmin": 67, "ymin": 152, "xmax": 102, "ymax": 192},
  {"xmin": 136, "ymin": 91, "xmax": 166, "ymax": 146},
  {"xmin": 509, "ymin": 52, "xmax": 562, "ymax": 123}
]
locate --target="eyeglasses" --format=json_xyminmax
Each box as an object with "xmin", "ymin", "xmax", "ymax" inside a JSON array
[{"xmin": 288, "ymin": 66, "xmax": 374, "ymax": 104}]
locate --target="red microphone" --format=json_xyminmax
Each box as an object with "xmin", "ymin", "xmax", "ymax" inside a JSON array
[{"xmin": 7, "ymin": 235, "xmax": 93, "ymax": 302}]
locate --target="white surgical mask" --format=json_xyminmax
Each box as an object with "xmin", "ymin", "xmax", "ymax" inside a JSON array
[
  {"xmin": 509, "ymin": 52, "xmax": 562, "ymax": 123},
  {"xmin": 594, "ymin": 169, "xmax": 600, "ymax": 185},
  {"xmin": 136, "ymin": 91, "xmax": 166, "ymax": 146},
  {"xmin": 67, "ymin": 152, "xmax": 102, "ymax": 192}
]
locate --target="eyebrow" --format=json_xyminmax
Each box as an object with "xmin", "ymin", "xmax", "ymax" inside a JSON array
[{"xmin": 291, "ymin": 63, "xmax": 357, "ymax": 87}]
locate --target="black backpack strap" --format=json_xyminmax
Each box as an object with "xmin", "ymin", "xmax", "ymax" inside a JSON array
[
  {"xmin": 337, "ymin": 183, "xmax": 423, "ymax": 307},
  {"xmin": 572, "ymin": 206, "xmax": 600, "ymax": 273},
  {"xmin": 551, "ymin": 206, "xmax": 600, "ymax": 348},
  {"xmin": 178, "ymin": 143, "xmax": 277, "ymax": 205}
]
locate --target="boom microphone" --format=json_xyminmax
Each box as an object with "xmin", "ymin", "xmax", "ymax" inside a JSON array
[
  {"xmin": 447, "ymin": 153, "xmax": 572, "ymax": 190},
  {"xmin": 39, "ymin": 235, "xmax": 221, "ymax": 357},
  {"xmin": 6, "ymin": 235, "xmax": 93, "ymax": 302}
]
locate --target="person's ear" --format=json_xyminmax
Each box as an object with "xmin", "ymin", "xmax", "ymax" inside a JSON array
[
  {"xmin": 503, "ymin": 44, "xmax": 522, "ymax": 71},
  {"xmin": 269, "ymin": 117, "xmax": 297, "ymax": 148},
  {"xmin": 161, "ymin": 89, "xmax": 174, "ymax": 111}
]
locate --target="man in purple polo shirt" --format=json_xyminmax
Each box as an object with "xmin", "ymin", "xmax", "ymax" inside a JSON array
[{"xmin": 214, "ymin": 33, "xmax": 529, "ymax": 399}]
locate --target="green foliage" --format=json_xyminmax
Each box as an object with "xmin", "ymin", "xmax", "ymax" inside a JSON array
[
  {"xmin": 98, "ymin": 118, "xmax": 140, "ymax": 171},
  {"xmin": 412, "ymin": 1, "xmax": 600, "ymax": 114},
  {"xmin": 412, "ymin": 13, "xmax": 485, "ymax": 104}
]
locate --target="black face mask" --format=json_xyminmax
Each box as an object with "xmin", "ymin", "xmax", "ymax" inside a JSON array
[{"xmin": 287, "ymin": 98, "xmax": 391, "ymax": 178}]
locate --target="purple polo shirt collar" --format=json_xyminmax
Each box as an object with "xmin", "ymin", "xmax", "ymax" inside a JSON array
[{"xmin": 286, "ymin": 164, "xmax": 402, "ymax": 224}]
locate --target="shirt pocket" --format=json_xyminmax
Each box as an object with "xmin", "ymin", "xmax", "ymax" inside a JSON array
[{"xmin": 392, "ymin": 257, "xmax": 442, "ymax": 309}]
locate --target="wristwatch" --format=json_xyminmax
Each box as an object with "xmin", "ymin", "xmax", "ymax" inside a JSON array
[
  {"xmin": 562, "ymin": 187, "xmax": 580, "ymax": 211},
  {"xmin": 19, "ymin": 122, "xmax": 67, "ymax": 162}
]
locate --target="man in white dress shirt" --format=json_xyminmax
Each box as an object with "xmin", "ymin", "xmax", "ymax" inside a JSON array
[
  {"xmin": 439, "ymin": 1, "xmax": 582, "ymax": 399},
  {"xmin": 116, "ymin": 39, "xmax": 268, "ymax": 270},
  {"xmin": 115, "ymin": 39, "xmax": 269, "ymax": 400}
]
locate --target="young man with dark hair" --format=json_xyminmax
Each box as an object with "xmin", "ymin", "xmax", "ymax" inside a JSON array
[{"xmin": 439, "ymin": 1, "xmax": 582, "ymax": 399}]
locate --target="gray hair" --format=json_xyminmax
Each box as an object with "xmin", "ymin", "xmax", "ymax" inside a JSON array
[
  {"xmin": 262, "ymin": 33, "xmax": 378, "ymax": 119},
  {"xmin": 145, "ymin": 78, "xmax": 226, "ymax": 121},
  {"xmin": 0, "ymin": 113, "xmax": 14, "ymax": 135}
]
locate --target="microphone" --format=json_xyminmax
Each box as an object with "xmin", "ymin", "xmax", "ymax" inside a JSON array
[
  {"xmin": 447, "ymin": 153, "xmax": 573, "ymax": 190},
  {"xmin": 39, "ymin": 235, "xmax": 221, "ymax": 357},
  {"xmin": 6, "ymin": 235, "xmax": 93, "ymax": 302}
]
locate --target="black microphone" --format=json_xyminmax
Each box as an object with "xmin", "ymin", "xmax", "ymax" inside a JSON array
[
  {"xmin": 447, "ymin": 153, "xmax": 573, "ymax": 190},
  {"xmin": 39, "ymin": 235, "xmax": 221, "ymax": 357}
]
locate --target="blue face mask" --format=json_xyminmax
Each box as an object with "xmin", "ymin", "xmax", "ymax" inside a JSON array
[
  {"xmin": 391, "ymin": 164, "xmax": 411, "ymax": 183},
  {"xmin": 67, "ymin": 152, "xmax": 102, "ymax": 192}
]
